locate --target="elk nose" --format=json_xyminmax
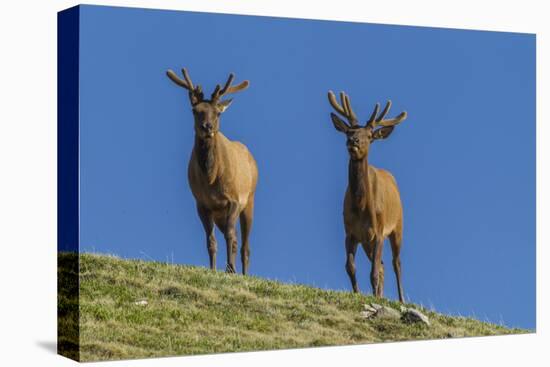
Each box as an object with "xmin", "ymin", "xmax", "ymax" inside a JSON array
[
  {"xmin": 202, "ymin": 122, "xmax": 213, "ymax": 131},
  {"xmin": 349, "ymin": 137, "xmax": 359, "ymax": 145}
]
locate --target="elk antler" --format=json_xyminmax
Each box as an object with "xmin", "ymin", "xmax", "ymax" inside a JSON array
[
  {"xmin": 328, "ymin": 91, "xmax": 359, "ymax": 127},
  {"xmin": 366, "ymin": 100, "xmax": 407, "ymax": 129},
  {"xmin": 211, "ymin": 73, "xmax": 250, "ymax": 102},
  {"xmin": 166, "ymin": 68, "xmax": 204, "ymax": 104}
]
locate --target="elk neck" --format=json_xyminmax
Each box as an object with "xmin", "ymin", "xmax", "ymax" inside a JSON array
[
  {"xmin": 194, "ymin": 134, "xmax": 220, "ymax": 183},
  {"xmin": 348, "ymin": 156, "xmax": 371, "ymax": 210}
]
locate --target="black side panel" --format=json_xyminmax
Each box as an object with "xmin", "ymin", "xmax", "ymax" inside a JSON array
[{"xmin": 57, "ymin": 5, "xmax": 80, "ymax": 362}]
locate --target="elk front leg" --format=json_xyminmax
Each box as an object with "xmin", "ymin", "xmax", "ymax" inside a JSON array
[
  {"xmin": 345, "ymin": 235, "xmax": 360, "ymax": 293},
  {"xmin": 223, "ymin": 202, "xmax": 240, "ymax": 274},
  {"xmin": 370, "ymin": 238, "xmax": 385, "ymax": 298},
  {"xmin": 362, "ymin": 241, "xmax": 384, "ymax": 298},
  {"xmin": 197, "ymin": 204, "xmax": 217, "ymax": 270}
]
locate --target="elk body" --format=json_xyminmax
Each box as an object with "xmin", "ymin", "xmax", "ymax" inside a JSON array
[
  {"xmin": 167, "ymin": 68, "xmax": 258, "ymax": 274},
  {"xmin": 328, "ymin": 91, "xmax": 407, "ymax": 302}
]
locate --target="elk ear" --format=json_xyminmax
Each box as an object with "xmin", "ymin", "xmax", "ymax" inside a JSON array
[
  {"xmin": 372, "ymin": 126, "xmax": 395, "ymax": 140},
  {"xmin": 330, "ymin": 113, "xmax": 349, "ymax": 133},
  {"xmin": 216, "ymin": 99, "xmax": 233, "ymax": 113}
]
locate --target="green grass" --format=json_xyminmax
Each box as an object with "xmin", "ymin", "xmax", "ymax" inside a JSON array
[{"xmin": 58, "ymin": 252, "xmax": 529, "ymax": 362}]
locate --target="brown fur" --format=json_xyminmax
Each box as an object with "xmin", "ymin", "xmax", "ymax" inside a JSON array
[
  {"xmin": 167, "ymin": 68, "xmax": 258, "ymax": 274},
  {"xmin": 328, "ymin": 91, "xmax": 407, "ymax": 302}
]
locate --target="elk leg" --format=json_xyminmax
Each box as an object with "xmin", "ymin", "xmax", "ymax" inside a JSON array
[
  {"xmin": 362, "ymin": 241, "xmax": 384, "ymax": 298},
  {"xmin": 345, "ymin": 235, "xmax": 360, "ymax": 293},
  {"xmin": 239, "ymin": 197, "xmax": 254, "ymax": 276},
  {"xmin": 389, "ymin": 230, "xmax": 405, "ymax": 303},
  {"xmin": 197, "ymin": 204, "xmax": 217, "ymax": 270},
  {"xmin": 370, "ymin": 238, "xmax": 385, "ymax": 298},
  {"xmin": 223, "ymin": 202, "xmax": 240, "ymax": 274},
  {"xmin": 377, "ymin": 260, "xmax": 385, "ymax": 298}
]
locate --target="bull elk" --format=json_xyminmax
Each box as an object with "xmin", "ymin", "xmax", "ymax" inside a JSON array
[
  {"xmin": 166, "ymin": 67, "xmax": 258, "ymax": 275},
  {"xmin": 328, "ymin": 90, "xmax": 408, "ymax": 303}
]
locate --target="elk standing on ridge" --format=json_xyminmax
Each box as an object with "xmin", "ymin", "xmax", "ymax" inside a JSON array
[
  {"xmin": 167, "ymin": 68, "xmax": 258, "ymax": 275},
  {"xmin": 327, "ymin": 91, "xmax": 407, "ymax": 302}
]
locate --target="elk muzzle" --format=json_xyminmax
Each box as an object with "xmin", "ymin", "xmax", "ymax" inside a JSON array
[
  {"xmin": 347, "ymin": 137, "xmax": 360, "ymax": 152},
  {"xmin": 200, "ymin": 122, "xmax": 216, "ymax": 138}
]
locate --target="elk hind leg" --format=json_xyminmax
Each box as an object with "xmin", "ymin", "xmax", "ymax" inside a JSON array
[
  {"xmin": 239, "ymin": 197, "xmax": 254, "ymax": 276},
  {"xmin": 389, "ymin": 229, "xmax": 405, "ymax": 303}
]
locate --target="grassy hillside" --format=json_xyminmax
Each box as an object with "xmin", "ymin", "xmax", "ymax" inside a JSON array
[{"xmin": 58, "ymin": 253, "xmax": 528, "ymax": 362}]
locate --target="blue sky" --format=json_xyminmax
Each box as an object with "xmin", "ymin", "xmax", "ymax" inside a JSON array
[{"xmin": 77, "ymin": 5, "xmax": 535, "ymax": 329}]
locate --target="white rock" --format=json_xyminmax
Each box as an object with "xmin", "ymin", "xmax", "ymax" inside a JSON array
[
  {"xmin": 134, "ymin": 299, "xmax": 148, "ymax": 306},
  {"xmin": 360, "ymin": 310, "xmax": 376, "ymax": 319},
  {"xmin": 370, "ymin": 303, "xmax": 383, "ymax": 311},
  {"xmin": 363, "ymin": 304, "xmax": 377, "ymax": 312},
  {"xmin": 361, "ymin": 303, "xmax": 401, "ymax": 320},
  {"xmin": 375, "ymin": 306, "xmax": 401, "ymax": 319}
]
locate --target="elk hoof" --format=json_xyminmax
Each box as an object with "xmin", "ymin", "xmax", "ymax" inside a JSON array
[{"xmin": 225, "ymin": 264, "xmax": 236, "ymax": 274}]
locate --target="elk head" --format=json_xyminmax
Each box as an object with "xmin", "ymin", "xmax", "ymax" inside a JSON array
[
  {"xmin": 167, "ymin": 68, "xmax": 250, "ymax": 140},
  {"xmin": 328, "ymin": 91, "xmax": 407, "ymax": 160}
]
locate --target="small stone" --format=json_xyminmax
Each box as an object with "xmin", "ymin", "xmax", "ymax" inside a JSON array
[
  {"xmin": 401, "ymin": 308, "xmax": 430, "ymax": 326},
  {"xmin": 360, "ymin": 310, "xmax": 376, "ymax": 319},
  {"xmin": 361, "ymin": 304, "xmax": 378, "ymax": 319},
  {"xmin": 363, "ymin": 304, "xmax": 377, "ymax": 312},
  {"xmin": 134, "ymin": 299, "xmax": 148, "ymax": 306}
]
